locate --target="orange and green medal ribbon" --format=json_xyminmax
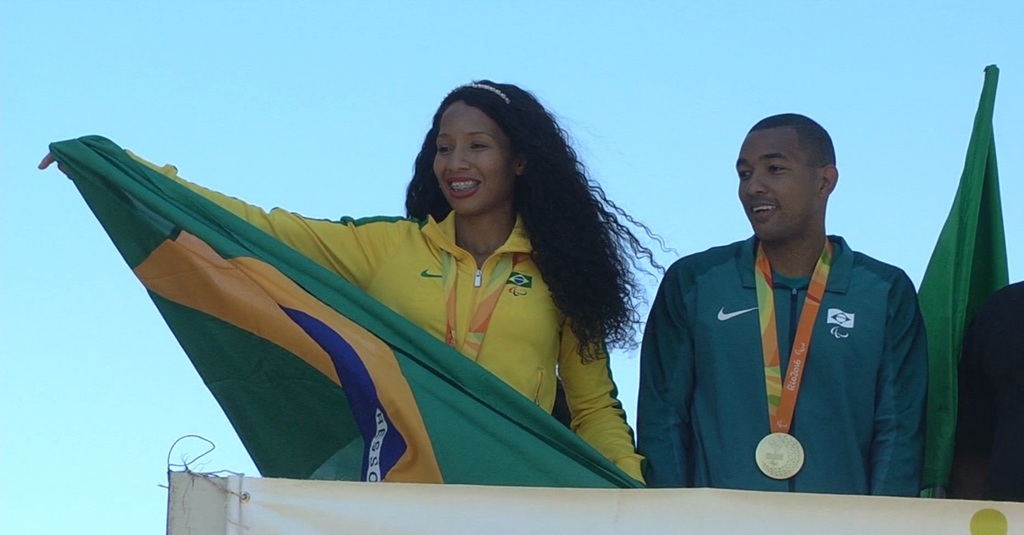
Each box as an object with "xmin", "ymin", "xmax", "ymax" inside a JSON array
[
  {"xmin": 442, "ymin": 252, "xmax": 525, "ymax": 359},
  {"xmin": 754, "ymin": 241, "xmax": 834, "ymax": 434}
]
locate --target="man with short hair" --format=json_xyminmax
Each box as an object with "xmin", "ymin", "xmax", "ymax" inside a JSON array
[{"xmin": 637, "ymin": 114, "xmax": 927, "ymax": 496}]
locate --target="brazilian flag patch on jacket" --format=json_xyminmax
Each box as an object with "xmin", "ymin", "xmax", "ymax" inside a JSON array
[{"xmin": 507, "ymin": 272, "xmax": 533, "ymax": 288}]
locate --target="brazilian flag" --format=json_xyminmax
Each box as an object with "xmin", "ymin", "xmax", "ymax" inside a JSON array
[
  {"xmin": 918, "ymin": 65, "xmax": 1008, "ymax": 492},
  {"xmin": 49, "ymin": 136, "xmax": 640, "ymax": 489}
]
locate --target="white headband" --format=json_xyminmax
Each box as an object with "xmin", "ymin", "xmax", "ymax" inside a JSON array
[{"xmin": 454, "ymin": 83, "xmax": 511, "ymax": 105}]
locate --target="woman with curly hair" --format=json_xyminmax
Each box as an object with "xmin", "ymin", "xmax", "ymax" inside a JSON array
[
  {"xmin": 408, "ymin": 82, "xmax": 657, "ymax": 364},
  {"xmin": 46, "ymin": 81, "xmax": 657, "ymax": 482},
  {"xmin": 403, "ymin": 81, "xmax": 658, "ymax": 482}
]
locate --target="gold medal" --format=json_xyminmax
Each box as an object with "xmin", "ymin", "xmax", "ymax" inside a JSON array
[{"xmin": 755, "ymin": 432, "xmax": 804, "ymax": 480}]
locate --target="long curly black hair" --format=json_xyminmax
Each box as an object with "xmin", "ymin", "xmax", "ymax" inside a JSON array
[{"xmin": 406, "ymin": 80, "xmax": 661, "ymax": 362}]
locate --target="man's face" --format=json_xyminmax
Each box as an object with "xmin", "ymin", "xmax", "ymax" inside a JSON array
[{"xmin": 736, "ymin": 127, "xmax": 834, "ymax": 247}]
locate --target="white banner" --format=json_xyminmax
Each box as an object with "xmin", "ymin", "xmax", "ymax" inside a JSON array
[{"xmin": 167, "ymin": 472, "xmax": 1022, "ymax": 535}]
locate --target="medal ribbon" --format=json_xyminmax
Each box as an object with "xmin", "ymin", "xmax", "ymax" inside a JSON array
[
  {"xmin": 755, "ymin": 240, "xmax": 833, "ymax": 434},
  {"xmin": 442, "ymin": 251, "xmax": 524, "ymax": 360}
]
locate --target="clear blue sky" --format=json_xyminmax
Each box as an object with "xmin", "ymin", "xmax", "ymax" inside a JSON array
[{"xmin": 2, "ymin": 1, "xmax": 1022, "ymax": 532}]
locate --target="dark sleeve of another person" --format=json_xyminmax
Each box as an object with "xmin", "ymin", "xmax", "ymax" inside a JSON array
[{"xmin": 954, "ymin": 282, "xmax": 1024, "ymax": 502}]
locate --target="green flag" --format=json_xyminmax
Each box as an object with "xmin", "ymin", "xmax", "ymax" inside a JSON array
[
  {"xmin": 918, "ymin": 65, "xmax": 1008, "ymax": 492},
  {"xmin": 49, "ymin": 135, "xmax": 641, "ymax": 489}
]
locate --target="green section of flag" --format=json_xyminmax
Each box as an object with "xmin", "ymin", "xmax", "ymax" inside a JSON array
[
  {"xmin": 49, "ymin": 135, "xmax": 641, "ymax": 489},
  {"xmin": 155, "ymin": 295, "xmax": 362, "ymax": 479},
  {"xmin": 918, "ymin": 65, "xmax": 1009, "ymax": 491}
]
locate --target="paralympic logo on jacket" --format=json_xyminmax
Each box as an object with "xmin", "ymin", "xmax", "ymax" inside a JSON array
[{"xmin": 827, "ymin": 308, "xmax": 855, "ymax": 339}]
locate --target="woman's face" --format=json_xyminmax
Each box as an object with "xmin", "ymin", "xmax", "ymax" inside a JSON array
[{"xmin": 432, "ymin": 101, "xmax": 524, "ymax": 222}]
